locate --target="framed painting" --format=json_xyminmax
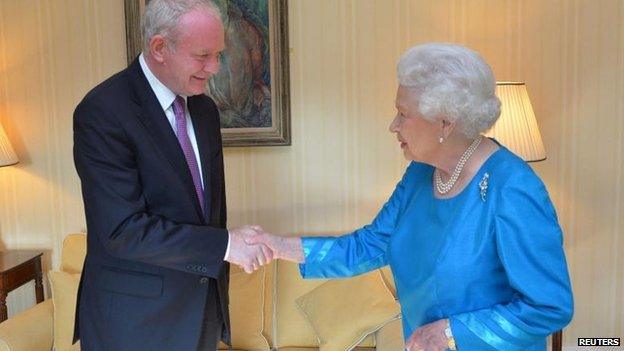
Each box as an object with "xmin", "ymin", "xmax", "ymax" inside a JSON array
[{"xmin": 124, "ymin": 0, "xmax": 291, "ymax": 147}]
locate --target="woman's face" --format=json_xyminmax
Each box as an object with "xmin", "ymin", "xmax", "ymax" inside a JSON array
[{"xmin": 389, "ymin": 86, "xmax": 441, "ymax": 162}]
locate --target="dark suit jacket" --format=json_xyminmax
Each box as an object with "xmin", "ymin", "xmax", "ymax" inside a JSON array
[{"xmin": 72, "ymin": 57, "xmax": 231, "ymax": 350}]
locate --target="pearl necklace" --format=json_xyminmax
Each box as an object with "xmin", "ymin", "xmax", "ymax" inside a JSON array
[{"xmin": 435, "ymin": 136, "xmax": 483, "ymax": 195}]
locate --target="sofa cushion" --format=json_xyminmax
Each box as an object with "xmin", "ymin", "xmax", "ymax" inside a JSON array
[
  {"xmin": 60, "ymin": 233, "xmax": 86, "ymax": 274},
  {"xmin": 273, "ymin": 261, "xmax": 328, "ymax": 348},
  {"xmin": 48, "ymin": 270, "xmax": 81, "ymax": 351},
  {"xmin": 374, "ymin": 317, "xmax": 405, "ymax": 351},
  {"xmin": 262, "ymin": 261, "xmax": 277, "ymax": 347},
  {"xmin": 218, "ymin": 265, "xmax": 270, "ymax": 351},
  {"xmin": 378, "ymin": 267, "xmax": 397, "ymax": 300},
  {"xmin": 295, "ymin": 270, "xmax": 400, "ymax": 351},
  {"xmin": 273, "ymin": 261, "xmax": 377, "ymax": 348}
]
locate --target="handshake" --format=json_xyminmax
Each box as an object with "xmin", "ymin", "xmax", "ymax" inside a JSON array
[{"xmin": 225, "ymin": 225, "xmax": 304, "ymax": 273}]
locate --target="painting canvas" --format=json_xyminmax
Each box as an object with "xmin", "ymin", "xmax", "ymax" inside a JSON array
[{"xmin": 125, "ymin": 0, "xmax": 290, "ymax": 146}]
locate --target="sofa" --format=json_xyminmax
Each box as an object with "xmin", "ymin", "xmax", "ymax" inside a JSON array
[{"xmin": 0, "ymin": 234, "xmax": 404, "ymax": 351}]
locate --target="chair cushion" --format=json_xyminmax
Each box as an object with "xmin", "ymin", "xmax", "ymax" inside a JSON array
[
  {"xmin": 48, "ymin": 270, "xmax": 81, "ymax": 351},
  {"xmin": 60, "ymin": 233, "xmax": 86, "ymax": 274},
  {"xmin": 295, "ymin": 270, "xmax": 400, "ymax": 351}
]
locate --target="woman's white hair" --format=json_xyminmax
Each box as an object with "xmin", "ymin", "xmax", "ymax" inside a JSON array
[
  {"xmin": 397, "ymin": 43, "xmax": 501, "ymax": 138},
  {"xmin": 141, "ymin": 0, "xmax": 222, "ymax": 52}
]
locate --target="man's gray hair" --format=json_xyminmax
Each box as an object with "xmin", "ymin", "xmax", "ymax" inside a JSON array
[
  {"xmin": 141, "ymin": 0, "xmax": 222, "ymax": 52},
  {"xmin": 397, "ymin": 43, "xmax": 501, "ymax": 138}
]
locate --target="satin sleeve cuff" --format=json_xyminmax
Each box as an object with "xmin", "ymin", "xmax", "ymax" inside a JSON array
[
  {"xmin": 298, "ymin": 235, "xmax": 387, "ymax": 279},
  {"xmin": 450, "ymin": 310, "xmax": 541, "ymax": 351},
  {"xmin": 450, "ymin": 316, "xmax": 499, "ymax": 351},
  {"xmin": 298, "ymin": 236, "xmax": 335, "ymax": 279}
]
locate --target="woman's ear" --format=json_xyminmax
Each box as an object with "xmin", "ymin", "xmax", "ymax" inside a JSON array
[{"xmin": 440, "ymin": 118, "xmax": 457, "ymax": 139}]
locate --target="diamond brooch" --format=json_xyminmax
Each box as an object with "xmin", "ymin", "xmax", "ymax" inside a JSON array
[{"xmin": 479, "ymin": 172, "xmax": 490, "ymax": 202}]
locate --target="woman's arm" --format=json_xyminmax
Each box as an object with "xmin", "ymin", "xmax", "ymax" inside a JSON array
[
  {"xmin": 248, "ymin": 163, "xmax": 417, "ymax": 278},
  {"xmin": 449, "ymin": 172, "xmax": 574, "ymax": 350}
]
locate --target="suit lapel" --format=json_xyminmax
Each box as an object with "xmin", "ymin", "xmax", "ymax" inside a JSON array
[
  {"xmin": 188, "ymin": 97, "xmax": 213, "ymax": 221},
  {"xmin": 126, "ymin": 59, "xmax": 205, "ymax": 221}
]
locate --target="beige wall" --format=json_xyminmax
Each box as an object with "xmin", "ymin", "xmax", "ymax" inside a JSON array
[
  {"xmin": 0, "ymin": 0, "xmax": 127, "ymax": 316},
  {"xmin": 0, "ymin": 0, "xmax": 622, "ymax": 345}
]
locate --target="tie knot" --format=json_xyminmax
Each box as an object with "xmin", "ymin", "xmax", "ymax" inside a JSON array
[{"xmin": 172, "ymin": 95, "xmax": 186, "ymax": 117}]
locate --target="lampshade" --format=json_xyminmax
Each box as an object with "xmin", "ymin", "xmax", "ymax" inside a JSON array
[
  {"xmin": 0, "ymin": 121, "xmax": 19, "ymax": 167},
  {"xmin": 485, "ymin": 82, "xmax": 546, "ymax": 162}
]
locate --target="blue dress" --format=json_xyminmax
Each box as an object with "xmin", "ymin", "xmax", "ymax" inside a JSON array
[{"xmin": 299, "ymin": 146, "xmax": 573, "ymax": 351}]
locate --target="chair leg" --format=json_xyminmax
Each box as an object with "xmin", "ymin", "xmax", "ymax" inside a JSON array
[{"xmin": 551, "ymin": 330, "xmax": 562, "ymax": 351}]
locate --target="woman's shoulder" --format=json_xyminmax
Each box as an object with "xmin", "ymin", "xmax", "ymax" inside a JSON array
[
  {"xmin": 407, "ymin": 161, "xmax": 432, "ymax": 173},
  {"xmin": 486, "ymin": 146, "xmax": 548, "ymax": 193},
  {"xmin": 405, "ymin": 161, "xmax": 433, "ymax": 179},
  {"xmin": 393, "ymin": 161, "xmax": 433, "ymax": 190},
  {"xmin": 486, "ymin": 146, "xmax": 561, "ymax": 226}
]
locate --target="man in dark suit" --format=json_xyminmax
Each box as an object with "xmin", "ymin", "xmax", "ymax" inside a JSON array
[{"xmin": 72, "ymin": 0, "xmax": 272, "ymax": 349}]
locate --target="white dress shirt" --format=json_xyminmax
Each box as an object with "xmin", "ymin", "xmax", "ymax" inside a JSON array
[
  {"xmin": 139, "ymin": 54, "xmax": 230, "ymax": 260},
  {"xmin": 139, "ymin": 54, "xmax": 204, "ymax": 186}
]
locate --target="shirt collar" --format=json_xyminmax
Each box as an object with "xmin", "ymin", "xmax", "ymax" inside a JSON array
[{"xmin": 138, "ymin": 53, "xmax": 187, "ymax": 111}]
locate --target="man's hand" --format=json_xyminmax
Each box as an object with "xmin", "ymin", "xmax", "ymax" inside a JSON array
[
  {"xmin": 244, "ymin": 231, "xmax": 304, "ymax": 263},
  {"xmin": 405, "ymin": 319, "xmax": 449, "ymax": 351},
  {"xmin": 226, "ymin": 225, "xmax": 274, "ymax": 273}
]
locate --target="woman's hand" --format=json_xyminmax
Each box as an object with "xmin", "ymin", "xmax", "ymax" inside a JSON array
[
  {"xmin": 244, "ymin": 229, "xmax": 305, "ymax": 263},
  {"xmin": 405, "ymin": 319, "xmax": 449, "ymax": 351}
]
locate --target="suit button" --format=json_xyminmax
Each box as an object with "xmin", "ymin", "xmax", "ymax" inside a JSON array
[{"xmin": 199, "ymin": 277, "xmax": 210, "ymax": 284}]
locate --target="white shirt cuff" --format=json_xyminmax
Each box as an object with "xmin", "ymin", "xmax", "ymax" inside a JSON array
[{"xmin": 224, "ymin": 231, "xmax": 231, "ymax": 260}]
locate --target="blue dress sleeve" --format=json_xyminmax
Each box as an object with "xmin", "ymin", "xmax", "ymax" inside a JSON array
[
  {"xmin": 299, "ymin": 163, "xmax": 414, "ymax": 279},
  {"xmin": 449, "ymin": 171, "xmax": 574, "ymax": 350}
]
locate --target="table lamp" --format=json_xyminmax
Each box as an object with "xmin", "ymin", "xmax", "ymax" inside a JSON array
[
  {"xmin": 486, "ymin": 82, "xmax": 546, "ymax": 162},
  {"xmin": 0, "ymin": 121, "xmax": 18, "ymax": 167}
]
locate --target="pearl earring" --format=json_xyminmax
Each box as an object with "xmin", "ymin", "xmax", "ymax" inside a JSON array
[{"xmin": 439, "ymin": 137, "xmax": 444, "ymax": 144}]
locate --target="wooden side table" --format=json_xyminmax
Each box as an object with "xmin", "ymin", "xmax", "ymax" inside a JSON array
[{"xmin": 0, "ymin": 250, "xmax": 44, "ymax": 322}]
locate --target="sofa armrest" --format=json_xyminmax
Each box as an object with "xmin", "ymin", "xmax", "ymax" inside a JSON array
[{"xmin": 0, "ymin": 299, "xmax": 54, "ymax": 351}]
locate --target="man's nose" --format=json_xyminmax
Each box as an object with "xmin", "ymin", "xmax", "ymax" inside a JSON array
[
  {"xmin": 389, "ymin": 115, "xmax": 400, "ymax": 133},
  {"xmin": 204, "ymin": 58, "xmax": 220, "ymax": 74}
]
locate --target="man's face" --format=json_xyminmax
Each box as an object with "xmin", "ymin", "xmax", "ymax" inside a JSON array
[{"xmin": 160, "ymin": 9, "xmax": 225, "ymax": 96}]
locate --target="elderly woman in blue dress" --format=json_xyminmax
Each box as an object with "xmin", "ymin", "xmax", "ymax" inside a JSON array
[{"xmin": 248, "ymin": 43, "xmax": 573, "ymax": 351}]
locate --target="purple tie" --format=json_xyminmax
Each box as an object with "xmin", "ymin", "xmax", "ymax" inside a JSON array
[{"xmin": 172, "ymin": 96, "xmax": 205, "ymax": 213}]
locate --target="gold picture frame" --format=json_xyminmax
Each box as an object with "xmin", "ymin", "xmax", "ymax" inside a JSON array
[{"xmin": 124, "ymin": 0, "xmax": 291, "ymax": 147}]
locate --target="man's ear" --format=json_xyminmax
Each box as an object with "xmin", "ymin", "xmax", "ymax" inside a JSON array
[{"xmin": 149, "ymin": 35, "xmax": 168, "ymax": 63}]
